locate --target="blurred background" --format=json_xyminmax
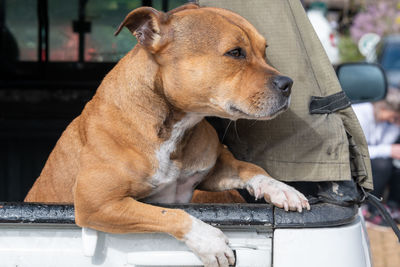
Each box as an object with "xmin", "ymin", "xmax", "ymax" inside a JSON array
[{"xmin": 304, "ymin": 0, "xmax": 400, "ymax": 88}]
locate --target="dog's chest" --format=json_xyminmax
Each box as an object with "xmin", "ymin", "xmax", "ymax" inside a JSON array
[{"xmin": 144, "ymin": 114, "xmax": 212, "ymax": 203}]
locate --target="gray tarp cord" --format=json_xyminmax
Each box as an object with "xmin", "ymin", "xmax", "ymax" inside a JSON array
[{"xmin": 198, "ymin": 0, "xmax": 373, "ymax": 190}]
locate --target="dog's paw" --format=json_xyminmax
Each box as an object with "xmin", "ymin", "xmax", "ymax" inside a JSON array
[
  {"xmin": 183, "ymin": 216, "xmax": 235, "ymax": 267},
  {"xmin": 246, "ymin": 175, "xmax": 310, "ymax": 212}
]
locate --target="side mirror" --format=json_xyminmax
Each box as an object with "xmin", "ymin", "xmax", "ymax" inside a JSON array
[{"xmin": 336, "ymin": 62, "xmax": 388, "ymax": 104}]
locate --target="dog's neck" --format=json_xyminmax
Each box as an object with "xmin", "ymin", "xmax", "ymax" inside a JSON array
[{"xmin": 96, "ymin": 47, "xmax": 203, "ymax": 143}]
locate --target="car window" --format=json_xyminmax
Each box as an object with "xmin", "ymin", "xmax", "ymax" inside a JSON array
[
  {"xmin": 381, "ymin": 43, "xmax": 400, "ymax": 71},
  {"xmin": 4, "ymin": 0, "xmax": 38, "ymax": 61},
  {"xmin": 2, "ymin": 0, "xmax": 188, "ymax": 63},
  {"xmin": 49, "ymin": 0, "xmax": 79, "ymax": 61},
  {"xmin": 85, "ymin": 0, "xmax": 141, "ymax": 62}
]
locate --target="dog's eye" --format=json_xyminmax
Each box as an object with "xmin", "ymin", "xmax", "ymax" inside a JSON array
[{"xmin": 225, "ymin": 48, "xmax": 246, "ymax": 59}]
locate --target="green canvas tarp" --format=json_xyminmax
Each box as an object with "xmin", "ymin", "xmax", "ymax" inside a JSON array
[{"xmin": 199, "ymin": 0, "xmax": 373, "ymax": 190}]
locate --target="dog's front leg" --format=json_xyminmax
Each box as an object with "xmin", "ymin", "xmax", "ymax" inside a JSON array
[
  {"xmin": 74, "ymin": 149, "xmax": 235, "ymax": 267},
  {"xmin": 198, "ymin": 146, "xmax": 310, "ymax": 212}
]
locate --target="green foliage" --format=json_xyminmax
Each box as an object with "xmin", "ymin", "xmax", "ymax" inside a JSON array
[{"xmin": 338, "ymin": 35, "xmax": 365, "ymax": 63}]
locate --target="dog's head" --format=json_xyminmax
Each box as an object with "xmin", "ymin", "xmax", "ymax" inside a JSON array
[{"xmin": 115, "ymin": 4, "xmax": 293, "ymax": 120}]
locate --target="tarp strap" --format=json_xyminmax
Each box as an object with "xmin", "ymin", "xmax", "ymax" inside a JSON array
[
  {"xmin": 309, "ymin": 91, "xmax": 351, "ymax": 114},
  {"xmin": 365, "ymin": 192, "xmax": 400, "ymax": 243}
]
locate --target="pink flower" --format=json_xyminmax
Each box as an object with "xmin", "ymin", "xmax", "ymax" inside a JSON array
[{"xmin": 350, "ymin": 0, "xmax": 400, "ymax": 42}]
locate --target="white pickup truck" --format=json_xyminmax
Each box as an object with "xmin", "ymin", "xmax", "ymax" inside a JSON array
[
  {"xmin": 0, "ymin": 61, "xmax": 389, "ymax": 267},
  {"xmin": 0, "ymin": 202, "xmax": 371, "ymax": 267}
]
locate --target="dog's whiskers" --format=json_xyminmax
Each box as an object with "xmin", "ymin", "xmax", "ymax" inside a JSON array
[
  {"xmin": 233, "ymin": 121, "xmax": 243, "ymax": 143},
  {"xmin": 249, "ymin": 119, "xmax": 259, "ymax": 128},
  {"xmin": 221, "ymin": 120, "xmax": 233, "ymax": 143}
]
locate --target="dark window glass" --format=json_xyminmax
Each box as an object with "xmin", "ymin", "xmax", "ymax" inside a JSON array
[
  {"xmin": 48, "ymin": 0, "xmax": 79, "ymax": 61},
  {"xmin": 5, "ymin": 0, "xmax": 38, "ymax": 61},
  {"xmin": 85, "ymin": 0, "xmax": 188, "ymax": 62},
  {"xmin": 2, "ymin": 0, "xmax": 190, "ymax": 63},
  {"xmin": 85, "ymin": 0, "xmax": 141, "ymax": 62}
]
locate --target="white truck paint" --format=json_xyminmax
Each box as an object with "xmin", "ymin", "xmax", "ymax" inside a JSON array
[
  {"xmin": 0, "ymin": 225, "xmax": 272, "ymax": 267},
  {"xmin": 274, "ymin": 216, "xmax": 372, "ymax": 267},
  {"xmin": 0, "ymin": 214, "xmax": 371, "ymax": 267}
]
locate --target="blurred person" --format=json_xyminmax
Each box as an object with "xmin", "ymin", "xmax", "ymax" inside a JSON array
[{"xmin": 353, "ymin": 88, "xmax": 400, "ymax": 225}]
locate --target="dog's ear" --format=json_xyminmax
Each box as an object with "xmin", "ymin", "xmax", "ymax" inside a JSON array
[{"xmin": 114, "ymin": 7, "xmax": 168, "ymax": 53}]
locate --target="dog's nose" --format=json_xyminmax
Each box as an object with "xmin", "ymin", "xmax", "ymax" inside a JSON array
[{"xmin": 272, "ymin": 76, "xmax": 293, "ymax": 97}]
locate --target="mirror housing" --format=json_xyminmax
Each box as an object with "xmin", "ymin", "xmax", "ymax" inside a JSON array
[{"xmin": 336, "ymin": 62, "xmax": 388, "ymax": 104}]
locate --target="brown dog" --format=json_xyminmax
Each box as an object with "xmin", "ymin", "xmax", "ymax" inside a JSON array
[{"xmin": 25, "ymin": 4, "xmax": 309, "ymax": 267}]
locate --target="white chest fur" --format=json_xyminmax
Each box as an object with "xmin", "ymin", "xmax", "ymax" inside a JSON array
[{"xmin": 146, "ymin": 114, "xmax": 204, "ymax": 202}]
